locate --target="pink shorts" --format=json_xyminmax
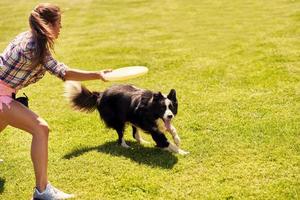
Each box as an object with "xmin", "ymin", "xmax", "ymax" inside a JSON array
[{"xmin": 0, "ymin": 80, "xmax": 16, "ymax": 111}]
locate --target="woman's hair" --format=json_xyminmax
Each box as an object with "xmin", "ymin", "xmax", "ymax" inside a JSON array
[{"xmin": 29, "ymin": 3, "xmax": 61, "ymax": 65}]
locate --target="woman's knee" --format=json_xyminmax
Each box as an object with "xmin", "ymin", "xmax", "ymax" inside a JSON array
[{"xmin": 33, "ymin": 118, "xmax": 50, "ymax": 138}]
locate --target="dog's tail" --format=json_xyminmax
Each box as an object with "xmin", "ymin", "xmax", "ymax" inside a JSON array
[{"xmin": 64, "ymin": 81, "xmax": 102, "ymax": 113}]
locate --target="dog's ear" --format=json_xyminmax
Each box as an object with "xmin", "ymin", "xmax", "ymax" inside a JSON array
[
  {"xmin": 167, "ymin": 89, "xmax": 177, "ymax": 102},
  {"xmin": 153, "ymin": 92, "xmax": 163, "ymax": 101}
]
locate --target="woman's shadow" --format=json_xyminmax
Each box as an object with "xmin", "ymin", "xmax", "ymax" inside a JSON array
[
  {"xmin": 0, "ymin": 177, "xmax": 5, "ymax": 194},
  {"xmin": 63, "ymin": 141, "xmax": 178, "ymax": 169}
]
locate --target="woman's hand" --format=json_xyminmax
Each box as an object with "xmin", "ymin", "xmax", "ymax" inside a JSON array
[{"xmin": 99, "ymin": 69, "xmax": 113, "ymax": 82}]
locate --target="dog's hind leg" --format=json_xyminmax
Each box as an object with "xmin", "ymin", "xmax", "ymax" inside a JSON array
[
  {"xmin": 132, "ymin": 126, "xmax": 150, "ymax": 144},
  {"xmin": 116, "ymin": 127, "xmax": 130, "ymax": 148}
]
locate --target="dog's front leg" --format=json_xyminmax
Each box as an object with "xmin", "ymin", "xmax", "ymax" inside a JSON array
[
  {"xmin": 165, "ymin": 143, "xmax": 189, "ymax": 155},
  {"xmin": 167, "ymin": 125, "xmax": 181, "ymax": 147},
  {"xmin": 148, "ymin": 127, "xmax": 189, "ymax": 155},
  {"xmin": 149, "ymin": 128, "xmax": 170, "ymax": 148}
]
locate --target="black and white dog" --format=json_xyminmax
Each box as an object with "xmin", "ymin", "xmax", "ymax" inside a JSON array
[{"xmin": 65, "ymin": 82, "xmax": 189, "ymax": 155}]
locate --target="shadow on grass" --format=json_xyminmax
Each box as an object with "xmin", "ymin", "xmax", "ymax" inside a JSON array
[
  {"xmin": 63, "ymin": 141, "xmax": 178, "ymax": 169},
  {"xmin": 0, "ymin": 177, "xmax": 5, "ymax": 194}
]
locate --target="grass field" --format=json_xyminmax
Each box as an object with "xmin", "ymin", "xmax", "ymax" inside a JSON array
[{"xmin": 0, "ymin": 0, "xmax": 299, "ymax": 199}]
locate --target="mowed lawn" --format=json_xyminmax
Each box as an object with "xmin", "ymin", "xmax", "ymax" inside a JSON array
[{"xmin": 0, "ymin": 0, "xmax": 299, "ymax": 199}]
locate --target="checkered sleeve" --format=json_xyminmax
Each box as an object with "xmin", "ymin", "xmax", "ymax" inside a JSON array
[{"xmin": 43, "ymin": 53, "xmax": 68, "ymax": 81}]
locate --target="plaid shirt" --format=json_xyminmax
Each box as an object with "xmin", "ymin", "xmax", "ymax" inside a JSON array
[{"xmin": 0, "ymin": 31, "xmax": 68, "ymax": 90}]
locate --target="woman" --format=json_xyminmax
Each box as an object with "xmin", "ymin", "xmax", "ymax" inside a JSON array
[{"xmin": 0, "ymin": 3, "xmax": 111, "ymax": 199}]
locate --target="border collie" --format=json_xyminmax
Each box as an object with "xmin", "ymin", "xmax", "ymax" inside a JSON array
[{"xmin": 65, "ymin": 82, "xmax": 189, "ymax": 155}]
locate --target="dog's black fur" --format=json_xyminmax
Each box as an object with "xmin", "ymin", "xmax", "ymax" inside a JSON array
[{"xmin": 65, "ymin": 82, "xmax": 178, "ymax": 149}]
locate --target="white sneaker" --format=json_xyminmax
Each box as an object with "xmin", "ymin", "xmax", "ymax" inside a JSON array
[
  {"xmin": 0, "ymin": 159, "xmax": 3, "ymax": 163},
  {"xmin": 32, "ymin": 183, "xmax": 75, "ymax": 200}
]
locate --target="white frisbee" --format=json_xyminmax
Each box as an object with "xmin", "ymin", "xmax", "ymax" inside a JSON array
[{"xmin": 103, "ymin": 66, "xmax": 148, "ymax": 81}]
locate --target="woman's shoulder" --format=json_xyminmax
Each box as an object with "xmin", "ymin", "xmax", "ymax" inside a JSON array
[
  {"xmin": 21, "ymin": 31, "xmax": 36, "ymax": 51},
  {"xmin": 10, "ymin": 31, "xmax": 36, "ymax": 52},
  {"xmin": 9, "ymin": 31, "xmax": 37, "ymax": 58}
]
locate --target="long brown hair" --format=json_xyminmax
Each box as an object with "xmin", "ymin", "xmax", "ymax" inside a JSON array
[{"xmin": 29, "ymin": 3, "xmax": 61, "ymax": 65}]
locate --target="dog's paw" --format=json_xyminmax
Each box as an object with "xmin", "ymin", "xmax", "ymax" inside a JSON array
[
  {"xmin": 121, "ymin": 142, "xmax": 131, "ymax": 148},
  {"xmin": 173, "ymin": 135, "xmax": 181, "ymax": 147},
  {"xmin": 178, "ymin": 149, "xmax": 189, "ymax": 155},
  {"xmin": 164, "ymin": 143, "xmax": 189, "ymax": 155},
  {"xmin": 138, "ymin": 138, "xmax": 151, "ymax": 145}
]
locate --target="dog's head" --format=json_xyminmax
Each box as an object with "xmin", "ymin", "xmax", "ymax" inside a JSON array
[{"xmin": 152, "ymin": 89, "xmax": 178, "ymax": 130}]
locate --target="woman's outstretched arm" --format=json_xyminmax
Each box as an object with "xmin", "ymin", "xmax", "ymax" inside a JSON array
[{"xmin": 64, "ymin": 68, "xmax": 112, "ymax": 81}]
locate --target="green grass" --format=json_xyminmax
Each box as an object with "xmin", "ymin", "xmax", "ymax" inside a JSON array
[{"xmin": 0, "ymin": 0, "xmax": 299, "ymax": 199}]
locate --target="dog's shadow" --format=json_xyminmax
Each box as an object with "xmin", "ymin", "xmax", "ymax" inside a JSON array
[
  {"xmin": 63, "ymin": 141, "xmax": 178, "ymax": 169},
  {"xmin": 0, "ymin": 177, "xmax": 5, "ymax": 194}
]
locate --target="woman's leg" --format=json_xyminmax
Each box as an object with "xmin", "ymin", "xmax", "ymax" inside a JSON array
[
  {"xmin": 0, "ymin": 100, "xmax": 49, "ymax": 192},
  {"xmin": 0, "ymin": 119, "xmax": 7, "ymax": 132},
  {"xmin": 0, "ymin": 120, "xmax": 8, "ymax": 163}
]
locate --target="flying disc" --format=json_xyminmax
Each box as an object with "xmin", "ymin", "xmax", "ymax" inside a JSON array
[{"xmin": 103, "ymin": 66, "xmax": 148, "ymax": 81}]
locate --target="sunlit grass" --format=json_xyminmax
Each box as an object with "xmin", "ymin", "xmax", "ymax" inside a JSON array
[{"xmin": 0, "ymin": 0, "xmax": 299, "ymax": 199}]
